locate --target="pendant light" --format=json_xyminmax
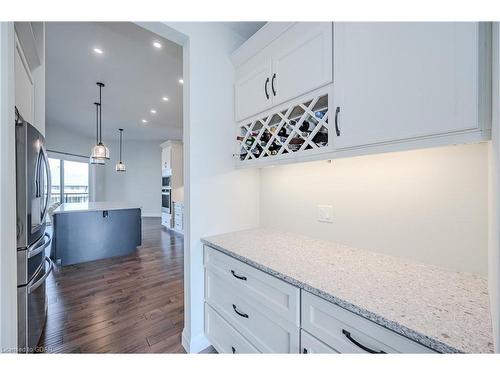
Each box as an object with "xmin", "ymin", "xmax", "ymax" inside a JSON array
[
  {"xmin": 115, "ymin": 128, "xmax": 126, "ymax": 172},
  {"xmin": 90, "ymin": 82, "xmax": 110, "ymax": 163},
  {"xmin": 90, "ymin": 102, "xmax": 105, "ymax": 165}
]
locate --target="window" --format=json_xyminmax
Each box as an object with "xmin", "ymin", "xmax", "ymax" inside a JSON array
[{"xmin": 49, "ymin": 157, "xmax": 90, "ymax": 205}]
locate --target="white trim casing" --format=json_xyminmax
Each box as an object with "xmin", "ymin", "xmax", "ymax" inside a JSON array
[{"xmin": 0, "ymin": 21, "xmax": 18, "ymax": 353}]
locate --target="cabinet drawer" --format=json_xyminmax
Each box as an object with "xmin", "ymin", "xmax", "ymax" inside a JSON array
[
  {"xmin": 301, "ymin": 291, "xmax": 435, "ymax": 353},
  {"xmin": 204, "ymin": 245, "xmax": 300, "ymax": 325},
  {"xmin": 206, "ymin": 268, "xmax": 299, "ymax": 353},
  {"xmin": 205, "ymin": 303, "xmax": 259, "ymax": 354},
  {"xmin": 301, "ymin": 330, "xmax": 338, "ymax": 354}
]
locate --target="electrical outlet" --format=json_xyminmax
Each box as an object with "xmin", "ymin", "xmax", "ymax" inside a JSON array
[{"xmin": 317, "ymin": 205, "xmax": 333, "ymax": 223}]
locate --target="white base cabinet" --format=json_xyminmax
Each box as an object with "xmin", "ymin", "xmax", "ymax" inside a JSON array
[
  {"xmin": 300, "ymin": 329, "xmax": 338, "ymax": 354},
  {"xmin": 205, "ymin": 304, "xmax": 259, "ymax": 354},
  {"xmin": 301, "ymin": 290, "xmax": 434, "ymax": 353},
  {"xmin": 203, "ymin": 245, "xmax": 435, "ymax": 354}
]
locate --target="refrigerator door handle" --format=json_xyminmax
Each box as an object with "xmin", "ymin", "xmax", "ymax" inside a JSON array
[
  {"xmin": 27, "ymin": 257, "xmax": 53, "ymax": 294},
  {"xmin": 27, "ymin": 232, "xmax": 51, "ymax": 259},
  {"xmin": 40, "ymin": 145, "xmax": 51, "ymax": 225}
]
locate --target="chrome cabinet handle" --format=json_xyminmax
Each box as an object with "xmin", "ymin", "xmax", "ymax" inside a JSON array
[
  {"xmin": 264, "ymin": 77, "xmax": 270, "ymax": 99},
  {"xmin": 28, "ymin": 232, "xmax": 51, "ymax": 259},
  {"xmin": 232, "ymin": 304, "xmax": 249, "ymax": 319},
  {"xmin": 40, "ymin": 145, "xmax": 51, "ymax": 224},
  {"xmin": 335, "ymin": 106, "xmax": 341, "ymax": 136},
  {"xmin": 271, "ymin": 73, "xmax": 277, "ymax": 96},
  {"xmin": 231, "ymin": 270, "xmax": 247, "ymax": 281},
  {"xmin": 342, "ymin": 329, "xmax": 386, "ymax": 354},
  {"xmin": 28, "ymin": 257, "xmax": 53, "ymax": 294}
]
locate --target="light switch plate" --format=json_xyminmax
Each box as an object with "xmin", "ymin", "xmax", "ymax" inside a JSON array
[{"xmin": 317, "ymin": 205, "xmax": 333, "ymax": 223}]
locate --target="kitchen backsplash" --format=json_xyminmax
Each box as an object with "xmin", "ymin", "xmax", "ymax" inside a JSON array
[{"xmin": 260, "ymin": 143, "xmax": 488, "ymax": 276}]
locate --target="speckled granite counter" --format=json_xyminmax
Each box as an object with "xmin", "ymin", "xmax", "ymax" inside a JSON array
[{"xmin": 201, "ymin": 228, "xmax": 493, "ymax": 353}]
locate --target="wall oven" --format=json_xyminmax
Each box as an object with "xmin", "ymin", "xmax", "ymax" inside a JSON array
[{"xmin": 162, "ymin": 187, "xmax": 171, "ymax": 214}]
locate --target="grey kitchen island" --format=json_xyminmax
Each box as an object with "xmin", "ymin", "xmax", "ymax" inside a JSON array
[{"xmin": 52, "ymin": 202, "xmax": 142, "ymax": 266}]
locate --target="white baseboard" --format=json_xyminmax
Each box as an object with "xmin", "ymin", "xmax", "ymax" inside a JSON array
[{"xmin": 182, "ymin": 328, "xmax": 211, "ymax": 353}]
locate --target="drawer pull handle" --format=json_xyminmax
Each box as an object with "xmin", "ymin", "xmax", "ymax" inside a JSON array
[
  {"xmin": 342, "ymin": 329, "xmax": 386, "ymax": 354},
  {"xmin": 231, "ymin": 270, "xmax": 247, "ymax": 280},
  {"xmin": 232, "ymin": 304, "xmax": 249, "ymax": 319},
  {"xmin": 231, "ymin": 346, "xmax": 236, "ymax": 354}
]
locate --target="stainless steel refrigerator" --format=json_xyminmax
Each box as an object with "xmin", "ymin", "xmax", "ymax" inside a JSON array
[{"xmin": 15, "ymin": 109, "xmax": 54, "ymax": 353}]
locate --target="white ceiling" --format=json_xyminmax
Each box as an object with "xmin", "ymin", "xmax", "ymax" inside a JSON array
[
  {"xmin": 46, "ymin": 22, "xmax": 183, "ymax": 142},
  {"xmin": 45, "ymin": 22, "xmax": 265, "ymax": 142}
]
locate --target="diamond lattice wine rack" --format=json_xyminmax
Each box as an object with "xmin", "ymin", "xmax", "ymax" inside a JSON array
[{"xmin": 236, "ymin": 90, "xmax": 331, "ymax": 166}]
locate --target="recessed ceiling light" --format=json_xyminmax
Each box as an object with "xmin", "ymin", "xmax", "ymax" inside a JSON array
[
  {"xmin": 141, "ymin": 119, "xmax": 147, "ymax": 124},
  {"xmin": 150, "ymin": 109, "xmax": 157, "ymax": 114},
  {"xmin": 178, "ymin": 78, "xmax": 184, "ymax": 84},
  {"xmin": 162, "ymin": 96, "xmax": 169, "ymax": 102},
  {"xmin": 93, "ymin": 47, "xmax": 103, "ymax": 55},
  {"xmin": 153, "ymin": 41, "xmax": 162, "ymax": 49}
]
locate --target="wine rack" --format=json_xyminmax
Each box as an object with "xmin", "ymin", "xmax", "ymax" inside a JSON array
[{"xmin": 236, "ymin": 89, "xmax": 330, "ymax": 165}]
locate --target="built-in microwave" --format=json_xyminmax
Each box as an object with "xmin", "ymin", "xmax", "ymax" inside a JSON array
[
  {"xmin": 162, "ymin": 176, "xmax": 171, "ymax": 188},
  {"xmin": 162, "ymin": 188, "xmax": 171, "ymax": 214}
]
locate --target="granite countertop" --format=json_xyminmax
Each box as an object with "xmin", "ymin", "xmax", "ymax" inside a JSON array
[
  {"xmin": 201, "ymin": 228, "xmax": 494, "ymax": 353},
  {"xmin": 53, "ymin": 201, "xmax": 142, "ymax": 214}
]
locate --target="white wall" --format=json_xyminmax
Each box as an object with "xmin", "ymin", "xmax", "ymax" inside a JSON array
[
  {"xmin": 103, "ymin": 139, "xmax": 161, "ymax": 217},
  {"xmin": 0, "ymin": 21, "xmax": 18, "ymax": 352},
  {"xmin": 261, "ymin": 143, "xmax": 489, "ymax": 276},
  {"xmin": 489, "ymin": 22, "xmax": 500, "ymax": 351},
  {"xmin": 138, "ymin": 22, "xmax": 261, "ymax": 352}
]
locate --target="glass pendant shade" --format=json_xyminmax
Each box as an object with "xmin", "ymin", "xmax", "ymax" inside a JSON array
[
  {"xmin": 89, "ymin": 82, "xmax": 109, "ymax": 165},
  {"xmin": 91, "ymin": 142, "xmax": 110, "ymax": 160},
  {"xmin": 115, "ymin": 161, "xmax": 126, "ymax": 172},
  {"xmin": 115, "ymin": 128, "xmax": 126, "ymax": 172}
]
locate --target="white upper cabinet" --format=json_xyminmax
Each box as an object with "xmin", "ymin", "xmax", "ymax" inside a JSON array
[
  {"xmin": 15, "ymin": 36, "xmax": 34, "ymax": 125},
  {"xmin": 333, "ymin": 22, "xmax": 489, "ymax": 150},
  {"xmin": 271, "ymin": 23, "xmax": 332, "ymax": 106},
  {"xmin": 235, "ymin": 53, "xmax": 273, "ymax": 122},
  {"xmin": 234, "ymin": 22, "xmax": 333, "ymax": 122}
]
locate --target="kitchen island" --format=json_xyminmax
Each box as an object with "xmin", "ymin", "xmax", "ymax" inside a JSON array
[{"xmin": 52, "ymin": 202, "xmax": 142, "ymax": 266}]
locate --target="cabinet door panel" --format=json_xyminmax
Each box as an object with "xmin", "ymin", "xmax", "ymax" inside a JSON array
[
  {"xmin": 333, "ymin": 22, "xmax": 480, "ymax": 149},
  {"xmin": 272, "ymin": 22, "xmax": 332, "ymax": 105},
  {"xmin": 235, "ymin": 54, "xmax": 272, "ymax": 121},
  {"xmin": 301, "ymin": 330, "xmax": 338, "ymax": 354},
  {"xmin": 15, "ymin": 39, "xmax": 34, "ymax": 124}
]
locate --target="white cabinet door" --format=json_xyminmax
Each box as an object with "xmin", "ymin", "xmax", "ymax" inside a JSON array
[
  {"xmin": 272, "ymin": 22, "xmax": 332, "ymax": 106},
  {"xmin": 15, "ymin": 38, "xmax": 34, "ymax": 124},
  {"xmin": 161, "ymin": 147, "xmax": 171, "ymax": 170},
  {"xmin": 301, "ymin": 330, "xmax": 338, "ymax": 354},
  {"xmin": 333, "ymin": 22, "xmax": 483, "ymax": 149},
  {"xmin": 235, "ymin": 52, "xmax": 272, "ymax": 121}
]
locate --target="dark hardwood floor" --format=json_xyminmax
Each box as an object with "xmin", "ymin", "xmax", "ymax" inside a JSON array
[{"xmin": 39, "ymin": 217, "xmax": 186, "ymax": 353}]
